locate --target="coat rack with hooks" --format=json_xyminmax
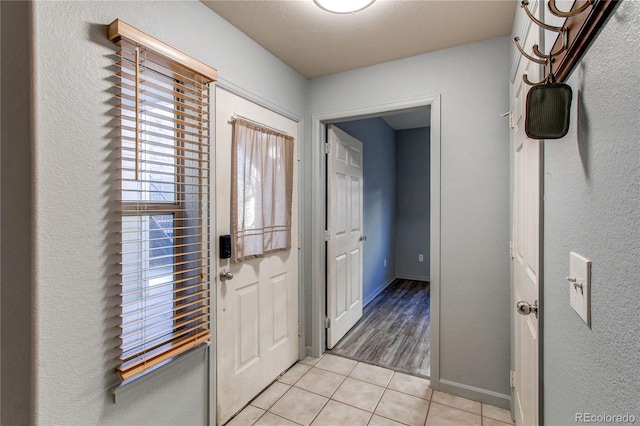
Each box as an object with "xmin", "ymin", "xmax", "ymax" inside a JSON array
[{"xmin": 514, "ymin": 0, "xmax": 618, "ymax": 85}]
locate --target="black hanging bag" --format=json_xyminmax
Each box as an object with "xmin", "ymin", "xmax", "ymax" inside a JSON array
[{"xmin": 525, "ymin": 74, "xmax": 572, "ymax": 139}]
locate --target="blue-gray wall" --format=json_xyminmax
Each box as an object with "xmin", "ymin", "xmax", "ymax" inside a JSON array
[
  {"xmin": 396, "ymin": 128, "xmax": 430, "ymax": 281},
  {"xmin": 334, "ymin": 123, "xmax": 431, "ymax": 299},
  {"xmin": 12, "ymin": 0, "xmax": 632, "ymax": 421},
  {"xmin": 0, "ymin": 1, "xmax": 307, "ymax": 425},
  {"xmin": 308, "ymin": 37, "xmax": 512, "ymax": 402},
  {"xmin": 336, "ymin": 118, "xmax": 397, "ymax": 305},
  {"xmin": 538, "ymin": 1, "xmax": 640, "ymax": 422}
]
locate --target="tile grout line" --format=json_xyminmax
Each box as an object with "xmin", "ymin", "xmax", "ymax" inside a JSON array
[
  {"xmin": 247, "ymin": 359, "xmax": 316, "ymax": 426},
  {"xmin": 366, "ymin": 370, "xmax": 395, "ymax": 425},
  {"xmin": 271, "ymin": 356, "xmax": 346, "ymax": 426},
  {"xmin": 287, "ymin": 366, "xmax": 330, "ymax": 426},
  {"xmin": 423, "ymin": 394, "xmax": 432, "ymax": 426},
  {"xmin": 331, "ymin": 360, "xmax": 433, "ymax": 425},
  {"xmin": 298, "ymin": 360, "xmax": 362, "ymax": 425},
  {"xmin": 297, "ymin": 360, "xmax": 391, "ymax": 425},
  {"xmin": 303, "ymin": 364, "xmax": 346, "ymax": 426},
  {"xmin": 245, "ymin": 355, "xmax": 505, "ymax": 426},
  {"xmin": 306, "ymin": 392, "xmax": 330, "ymax": 426}
]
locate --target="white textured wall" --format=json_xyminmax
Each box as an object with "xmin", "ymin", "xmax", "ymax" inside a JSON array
[
  {"xmin": 541, "ymin": 1, "xmax": 640, "ymax": 422},
  {"xmin": 25, "ymin": 1, "xmax": 306, "ymax": 424},
  {"xmin": 308, "ymin": 37, "xmax": 512, "ymax": 401}
]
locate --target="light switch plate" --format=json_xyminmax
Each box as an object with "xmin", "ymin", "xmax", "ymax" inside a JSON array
[{"xmin": 569, "ymin": 252, "xmax": 591, "ymax": 327}]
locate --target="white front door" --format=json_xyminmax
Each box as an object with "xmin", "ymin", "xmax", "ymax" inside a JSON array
[
  {"xmin": 215, "ymin": 87, "xmax": 299, "ymax": 424},
  {"xmin": 326, "ymin": 125, "xmax": 364, "ymax": 349},
  {"xmin": 512, "ymin": 21, "xmax": 542, "ymax": 426}
]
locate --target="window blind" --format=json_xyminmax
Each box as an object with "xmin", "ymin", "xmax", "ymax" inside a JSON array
[{"xmin": 109, "ymin": 19, "xmax": 216, "ymax": 382}]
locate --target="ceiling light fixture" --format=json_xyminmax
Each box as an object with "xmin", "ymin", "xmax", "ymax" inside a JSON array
[{"xmin": 313, "ymin": 0, "xmax": 376, "ymax": 14}]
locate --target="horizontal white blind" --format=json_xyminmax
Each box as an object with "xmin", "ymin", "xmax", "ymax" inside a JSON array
[{"xmin": 114, "ymin": 36, "xmax": 211, "ymax": 382}]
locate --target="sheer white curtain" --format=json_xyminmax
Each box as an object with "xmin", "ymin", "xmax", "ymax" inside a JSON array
[{"xmin": 232, "ymin": 119, "xmax": 294, "ymax": 262}]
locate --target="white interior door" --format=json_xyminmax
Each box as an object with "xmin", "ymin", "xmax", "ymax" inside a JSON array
[
  {"xmin": 215, "ymin": 87, "xmax": 299, "ymax": 424},
  {"xmin": 326, "ymin": 125, "xmax": 364, "ymax": 349},
  {"xmin": 512, "ymin": 20, "xmax": 541, "ymax": 426}
]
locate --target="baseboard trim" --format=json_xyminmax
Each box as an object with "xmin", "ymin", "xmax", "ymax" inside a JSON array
[
  {"xmin": 438, "ymin": 379, "xmax": 511, "ymax": 409},
  {"xmin": 363, "ymin": 277, "xmax": 395, "ymax": 307},
  {"xmin": 396, "ymin": 274, "xmax": 430, "ymax": 282}
]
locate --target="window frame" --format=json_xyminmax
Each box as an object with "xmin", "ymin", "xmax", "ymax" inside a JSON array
[{"xmin": 109, "ymin": 18, "xmax": 216, "ymax": 384}]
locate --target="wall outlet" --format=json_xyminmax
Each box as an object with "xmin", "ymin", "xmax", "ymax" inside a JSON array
[
  {"xmin": 418, "ymin": 254, "xmax": 424, "ymax": 262},
  {"xmin": 384, "ymin": 259, "xmax": 387, "ymax": 267}
]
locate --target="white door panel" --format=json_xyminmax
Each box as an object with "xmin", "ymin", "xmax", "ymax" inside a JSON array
[
  {"xmin": 215, "ymin": 88, "xmax": 299, "ymax": 424},
  {"xmin": 512, "ymin": 19, "xmax": 541, "ymax": 426},
  {"xmin": 327, "ymin": 125, "xmax": 364, "ymax": 349}
]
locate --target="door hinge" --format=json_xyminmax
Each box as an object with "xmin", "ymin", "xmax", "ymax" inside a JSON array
[
  {"xmin": 324, "ymin": 230, "xmax": 331, "ymax": 241},
  {"xmin": 297, "ymin": 148, "xmax": 301, "ymax": 162},
  {"xmin": 298, "ymin": 322, "xmax": 302, "ymax": 336},
  {"xmin": 510, "ymin": 370, "xmax": 516, "ymax": 388},
  {"xmin": 502, "ymin": 111, "xmax": 515, "ymax": 129},
  {"xmin": 324, "ymin": 142, "xmax": 331, "ymax": 154},
  {"xmin": 324, "ymin": 317, "xmax": 331, "ymax": 328},
  {"xmin": 509, "ymin": 241, "xmax": 514, "ymax": 259},
  {"xmin": 298, "ymin": 235, "xmax": 302, "ymax": 249}
]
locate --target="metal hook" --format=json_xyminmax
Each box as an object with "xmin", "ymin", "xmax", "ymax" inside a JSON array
[
  {"xmin": 532, "ymin": 41, "xmax": 567, "ymax": 59},
  {"xmin": 521, "ymin": 0, "xmax": 565, "ymax": 33},
  {"xmin": 514, "ymin": 37, "xmax": 548, "ymax": 65},
  {"xmin": 548, "ymin": 0, "xmax": 594, "ymax": 18},
  {"xmin": 523, "ymin": 73, "xmax": 546, "ymax": 86}
]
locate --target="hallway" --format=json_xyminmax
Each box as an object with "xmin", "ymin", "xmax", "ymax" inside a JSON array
[
  {"xmin": 330, "ymin": 279, "xmax": 431, "ymax": 377},
  {"xmin": 227, "ymin": 354, "xmax": 513, "ymax": 426}
]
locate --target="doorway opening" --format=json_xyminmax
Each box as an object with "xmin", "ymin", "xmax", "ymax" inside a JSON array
[
  {"xmin": 318, "ymin": 104, "xmax": 436, "ymax": 380},
  {"xmin": 310, "ymin": 94, "xmax": 441, "ymax": 387}
]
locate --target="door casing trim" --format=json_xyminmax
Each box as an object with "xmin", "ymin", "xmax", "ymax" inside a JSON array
[{"xmin": 309, "ymin": 95, "xmax": 441, "ymax": 389}]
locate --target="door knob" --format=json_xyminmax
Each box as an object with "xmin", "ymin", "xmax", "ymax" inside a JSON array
[
  {"xmin": 516, "ymin": 300, "xmax": 538, "ymax": 318},
  {"xmin": 220, "ymin": 270, "xmax": 234, "ymax": 281},
  {"xmin": 359, "ymin": 235, "xmax": 368, "ymax": 242}
]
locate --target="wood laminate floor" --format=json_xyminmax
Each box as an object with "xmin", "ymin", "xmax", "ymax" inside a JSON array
[{"xmin": 328, "ymin": 278, "xmax": 431, "ymax": 378}]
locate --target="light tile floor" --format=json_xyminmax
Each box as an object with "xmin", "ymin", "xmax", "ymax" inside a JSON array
[{"xmin": 227, "ymin": 354, "xmax": 514, "ymax": 426}]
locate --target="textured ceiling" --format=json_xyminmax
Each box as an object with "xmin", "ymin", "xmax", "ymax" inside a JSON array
[{"xmin": 202, "ymin": 0, "xmax": 517, "ymax": 79}]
